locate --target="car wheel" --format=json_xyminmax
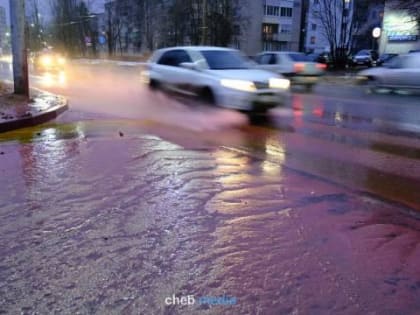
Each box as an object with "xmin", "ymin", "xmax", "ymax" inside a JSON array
[
  {"xmin": 251, "ymin": 107, "xmax": 269, "ymax": 115},
  {"xmin": 306, "ymin": 84, "xmax": 315, "ymax": 92},
  {"xmin": 200, "ymin": 88, "xmax": 215, "ymax": 105},
  {"xmin": 366, "ymin": 77, "xmax": 379, "ymax": 93},
  {"xmin": 149, "ymin": 79, "xmax": 160, "ymax": 90}
]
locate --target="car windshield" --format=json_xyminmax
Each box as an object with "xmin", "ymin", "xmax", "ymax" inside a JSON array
[
  {"xmin": 356, "ymin": 50, "xmax": 370, "ymax": 56},
  {"xmin": 287, "ymin": 53, "xmax": 309, "ymax": 62},
  {"xmin": 200, "ymin": 50, "xmax": 250, "ymax": 69}
]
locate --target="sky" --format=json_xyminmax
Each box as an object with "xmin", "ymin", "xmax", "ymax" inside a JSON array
[
  {"xmin": 0, "ymin": 0, "xmax": 106, "ymax": 25},
  {"xmin": 0, "ymin": 0, "xmax": 9, "ymax": 24}
]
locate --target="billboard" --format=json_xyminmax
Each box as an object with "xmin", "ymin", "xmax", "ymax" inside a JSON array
[{"xmin": 383, "ymin": 10, "xmax": 418, "ymax": 42}]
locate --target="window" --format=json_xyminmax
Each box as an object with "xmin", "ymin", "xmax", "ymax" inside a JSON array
[
  {"xmin": 264, "ymin": 5, "xmax": 280, "ymax": 16},
  {"xmin": 311, "ymin": 23, "xmax": 317, "ymax": 31},
  {"xmin": 200, "ymin": 50, "xmax": 249, "ymax": 70},
  {"xmin": 262, "ymin": 23, "xmax": 279, "ymax": 35},
  {"xmin": 259, "ymin": 54, "xmax": 277, "ymax": 65},
  {"xmin": 310, "ymin": 36, "xmax": 316, "ymax": 44},
  {"xmin": 157, "ymin": 50, "xmax": 192, "ymax": 67},
  {"xmin": 280, "ymin": 7, "xmax": 293, "ymax": 17},
  {"xmin": 287, "ymin": 53, "xmax": 309, "ymax": 62}
]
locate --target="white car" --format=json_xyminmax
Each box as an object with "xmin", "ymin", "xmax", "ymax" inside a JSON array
[
  {"xmin": 140, "ymin": 46, "xmax": 290, "ymax": 112},
  {"xmin": 254, "ymin": 51, "xmax": 326, "ymax": 91},
  {"xmin": 357, "ymin": 52, "xmax": 420, "ymax": 93}
]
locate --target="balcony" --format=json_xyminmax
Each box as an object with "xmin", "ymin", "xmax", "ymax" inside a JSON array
[{"xmin": 263, "ymin": 33, "xmax": 292, "ymax": 42}]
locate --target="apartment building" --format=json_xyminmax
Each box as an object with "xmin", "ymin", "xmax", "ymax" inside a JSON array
[
  {"xmin": 303, "ymin": 0, "xmax": 329, "ymax": 53},
  {"xmin": 303, "ymin": 0, "xmax": 354, "ymax": 54},
  {"xmin": 102, "ymin": 0, "xmax": 302, "ymax": 56},
  {"xmin": 238, "ymin": 0, "xmax": 303, "ymax": 56},
  {"xmin": 0, "ymin": 6, "xmax": 7, "ymax": 54}
]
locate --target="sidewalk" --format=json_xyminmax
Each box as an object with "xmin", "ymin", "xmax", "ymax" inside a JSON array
[{"xmin": 0, "ymin": 82, "xmax": 68, "ymax": 133}]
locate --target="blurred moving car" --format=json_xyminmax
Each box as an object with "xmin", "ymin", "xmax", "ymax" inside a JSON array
[
  {"xmin": 30, "ymin": 50, "xmax": 67, "ymax": 72},
  {"xmin": 306, "ymin": 52, "xmax": 331, "ymax": 66},
  {"xmin": 351, "ymin": 49, "xmax": 378, "ymax": 67},
  {"xmin": 376, "ymin": 53, "xmax": 398, "ymax": 66},
  {"xmin": 141, "ymin": 46, "xmax": 290, "ymax": 113},
  {"xmin": 254, "ymin": 51, "xmax": 326, "ymax": 91},
  {"xmin": 357, "ymin": 52, "xmax": 420, "ymax": 92}
]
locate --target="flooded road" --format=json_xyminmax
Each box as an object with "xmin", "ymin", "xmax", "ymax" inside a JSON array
[
  {"xmin": 7, "ymin": 60, "xmax": 417, "ymax": 209},
  {"xmin": 0, "ymin": 61, "xmax": 419, "ymax": 314}
]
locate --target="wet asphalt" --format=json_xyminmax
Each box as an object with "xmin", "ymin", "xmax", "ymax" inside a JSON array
[{"xmin": 0, "ymin": 61, "xmax": 419, "ymax": 314}]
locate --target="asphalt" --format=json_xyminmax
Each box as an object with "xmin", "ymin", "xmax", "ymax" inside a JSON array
[
  {"xmin": 0, "ymin": 63, "xmax": 419, "ymax": 314},
  {"xmin": 0, "ymin": 124, "xmax": 419, "ymax": 315}
]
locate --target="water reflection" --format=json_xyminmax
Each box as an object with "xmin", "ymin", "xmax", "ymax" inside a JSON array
[{"xmin": 39, "ymin": 71, "xmax": 67, "ymax": 88}]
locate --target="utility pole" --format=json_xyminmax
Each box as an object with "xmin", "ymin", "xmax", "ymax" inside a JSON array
[{"xmin": 9, "ymin": 0, "xmax": 29, "ymax": 97}]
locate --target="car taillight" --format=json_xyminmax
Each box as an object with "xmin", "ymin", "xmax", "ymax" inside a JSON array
[
  {"xmin": 316, "ymin": 63, "xmax": 327, "ymax": 70},
  {"xmin": 294, "ymin": 63, "xmax": 305, "ymax": 72}
]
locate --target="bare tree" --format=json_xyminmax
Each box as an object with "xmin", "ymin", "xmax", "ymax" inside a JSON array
[
  {"xmin": 101, "ymin": 0, "xmax": 248, "ymax": 55},
  {"xmin": 314, "ymin": 0, "xmax": 356, "ymax": 67},
  {"xmin": 27, "ymin": 0, "xmax": 45, "ymax": 51},
  {"xmin": 105, "ymin": 1, "xmax": 122, "ymax": 56},
  {"xmin": 159, "ymin": 0, "xmax": 244, "ymax": 48}
]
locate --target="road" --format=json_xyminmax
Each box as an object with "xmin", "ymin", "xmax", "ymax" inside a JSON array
[
  {"xmin": 3, "ymin": 61, "xmax": 419, "ymax": 209},
  {"xmin": 0, "ymin": 61, "xmax": 419, "ymax": 314}
]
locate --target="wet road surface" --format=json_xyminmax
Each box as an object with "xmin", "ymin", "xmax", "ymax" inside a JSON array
[
  {"xmin": 0, "ymin": 61, "xmax": 419, "ymax": 314},
  {"xmin": 3, "ymin": 61, "xmax": 416, "ymax": 209}
]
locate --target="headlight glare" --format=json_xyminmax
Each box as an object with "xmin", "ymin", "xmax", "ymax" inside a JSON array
[
  {"xmin": 220, "ymin": 79, "xmax": 256, "ymax": 92},
  {"xmin": 57, "ymin": 57, "xmax": 66, "ymax": 65},
  {"xmin": 269, "ymin": 78, "xmax": 290, "ymax": 90},
  {"xmin": 40, "ymin": 56, "xmax": 52, "ymax": 66}
]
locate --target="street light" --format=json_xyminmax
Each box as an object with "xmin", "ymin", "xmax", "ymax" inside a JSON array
[{"xmin": 372, "ymin": 27, "xmax": 381, "ymax": 51}]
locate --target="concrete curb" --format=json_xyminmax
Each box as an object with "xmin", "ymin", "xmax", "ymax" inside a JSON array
[
  {"xmin": 0, "ymin": 94, "xmax": 68, "ymax": 133},
  {"xmin": 321, "ymin": 75, "xmax": 357, "ymax": 85},
  {"xmin": 72, "ymin": 59, "xmax": 146, "ymax": 67}
]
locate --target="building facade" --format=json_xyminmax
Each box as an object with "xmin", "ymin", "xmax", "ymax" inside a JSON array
[
  {"xmin": 238, "ymin": 0, "xmax": 303, "ymax": 56},
  {"xmin": 303, "ymin": 0, "xmax": 329, "ymax": 53},
  {"xmin": 303, "ymin": 0, "xmax": 355, "ymax": 54},
  {"xmin": 0, "ymin": 6, "xmax": 7, "ymax": 54},
  {"xmin": 351, "ymin": 2, "xmax": 385, "ymax": 53},
  {"xmin": 101, "ymin": 0, "xmax": 303, "ymax": 56}
]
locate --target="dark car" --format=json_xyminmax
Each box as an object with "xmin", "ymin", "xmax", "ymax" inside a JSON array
[
  {"xmin": 376, "ymin": 53, "xmax": 398, "ymax": 66},
  {"xmin": 351, "ymin": 49, "xmax": 378, "ymax": 67},
  {"xmin": 306, "ymin": 52, "xmax": 331, "ymax": 66}
]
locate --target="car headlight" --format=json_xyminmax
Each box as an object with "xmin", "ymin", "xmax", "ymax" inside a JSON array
[
  {"xmin": 57, "ymin": 57, "xmax": 66, "ymax": 65},
  {"xmin": 269, "ymin": 78, "xmax": 290, "ymax": 90},
  {"xmin": 220, "ymin": 79, "xmax": 256, "ymax": 92},
  {"xmin": 40, "ymin": 55, "xmax": 52, "ymax": 66}
]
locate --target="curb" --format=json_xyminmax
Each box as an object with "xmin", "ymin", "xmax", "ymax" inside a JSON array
[
  {"xmin": 72, "ymin": 59, "xmax": 146, "ymax": 67},
  {"xmin": 0, "ymin": 95, "xmax": 68, "ymax": 133},
  {"xmin": 321, "ymin": 75, "xmax": 357, "ymax": 85}
]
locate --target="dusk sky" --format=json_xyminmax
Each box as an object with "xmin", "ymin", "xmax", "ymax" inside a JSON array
[{"xmin": 0, "ymin": 0, "xmax": 106, "ymax": 25}]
